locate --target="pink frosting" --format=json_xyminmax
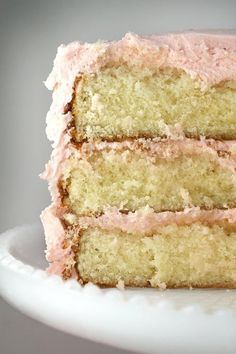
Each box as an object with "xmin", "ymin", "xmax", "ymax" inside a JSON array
[
  {"xmin": 79, "ymin": 206, "xmax": 236, "ymax": 234},
  {"xmin": 45, "ymin": 31, "xmax": 236, "ymax": 145},
  {"xmin": 41, "ymin": 205, "xmax": 77, "ymax": 278},
  {"xmin": 40, "ymin": 205, "xmax": 68, "ymax": 262},
  {"xmin": 75, "ymin": 138, "xmax": 236, "ymax": 171}
]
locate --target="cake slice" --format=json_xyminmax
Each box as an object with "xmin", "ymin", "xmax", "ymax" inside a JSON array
[{"xmin": 42, "ymin": 31, "xmax": 236, "ymax": 288}]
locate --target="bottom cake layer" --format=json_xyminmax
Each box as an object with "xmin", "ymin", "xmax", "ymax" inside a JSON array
[
  {"xmin": 41, "ymin": 206, "xmax": 236, "ymax": 288},
  {"xmin": 78, "ymin": 224, "xmax": 236, "ymax": 289}
]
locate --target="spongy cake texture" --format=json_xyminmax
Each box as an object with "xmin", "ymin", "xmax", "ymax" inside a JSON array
[
  {"xmin": 73, "ymin": 66, "xmax": 236, "ymax": 141},
  {"xmin": 78, "ymin": 224, "xmax": 236, "ymax": 288},
  {"xmin": 42, "ymin": 32, "xmax": 236, "ymax": 288},
  {"xmin": 62, "ymin": 148, "xmax": 236, "ymax": 215}
]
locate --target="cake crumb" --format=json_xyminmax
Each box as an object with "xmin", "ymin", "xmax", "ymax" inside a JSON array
[{"xmin": 116, "ymin": 279, "xmax": 125, "ymax": 290}]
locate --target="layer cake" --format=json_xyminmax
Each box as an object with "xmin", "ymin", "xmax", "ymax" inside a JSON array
[{"xmin": 42, "ymin": 31, "xmax": 236, "ymax": 288}]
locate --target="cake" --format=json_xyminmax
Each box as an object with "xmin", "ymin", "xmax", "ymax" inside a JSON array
[{"xmin": 41, "ymin": 31, "xmax": 236, "ymax": 288}]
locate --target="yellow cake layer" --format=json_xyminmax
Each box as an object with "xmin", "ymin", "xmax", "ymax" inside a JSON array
[
  {"xmin": 72, "ymin": 66, "xmax": 236, "ymax": 141},
  {"xmin": 78, "ymin": 224, "xmax": 236, "ymax": 288},
  {"xmin": 61, "ymin": 149, "xmax": 236, "ymax": 215}
]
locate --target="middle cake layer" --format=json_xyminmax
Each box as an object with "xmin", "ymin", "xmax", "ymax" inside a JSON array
[{"xmin": 58, "ymin": 139, "xmax": 236, "ymax": 215}]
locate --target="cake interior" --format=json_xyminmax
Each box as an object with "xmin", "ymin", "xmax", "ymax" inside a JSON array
[
  {"xmin": 77, "ymin": 223, "xmax": 236, "ymax": 288},
  {"xmin": 72, "ymin": 66, "xmax": 236, "ymax": 141},
  {"xmin": 61, "ymin": 149, "xmax": 236, "ymax": 214}
]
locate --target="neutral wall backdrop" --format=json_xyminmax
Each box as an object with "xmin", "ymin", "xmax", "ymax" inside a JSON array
[{"xmin": 1, "ymin": 1, "xmax": 236, "ymax": 354}]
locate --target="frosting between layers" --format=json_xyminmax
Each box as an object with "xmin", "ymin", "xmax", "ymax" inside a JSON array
[
  {"xmin": 45, "ymin": 31, "xmax": 236, "ymax": 145},
  {"xmin": 78, "ymin": 206, "xmax": 236, "ymax": 234},
  {"xmin": 74, "ymin": 138, "xmax": 236, "ymax": 167}
]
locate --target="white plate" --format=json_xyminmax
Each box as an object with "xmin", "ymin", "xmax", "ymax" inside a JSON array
[{"xmin": 1, "ymin": 224, "xmax": 236, "ymax": 354}]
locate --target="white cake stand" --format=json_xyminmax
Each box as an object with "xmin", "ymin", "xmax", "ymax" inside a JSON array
[{"xmin": 1, "ymin": 224, "xmax": 236, "ymax": 354}]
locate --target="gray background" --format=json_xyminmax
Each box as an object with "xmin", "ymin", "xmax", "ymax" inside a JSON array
[{"xmin": 0, "ymin": 0, "xmax": 235, "ymax": 353}]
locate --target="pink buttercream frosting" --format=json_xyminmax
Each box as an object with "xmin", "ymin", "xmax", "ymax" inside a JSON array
[
  {"xmin": 41, "ymin": 205, "xmax": 68, "ymax": 262},
  {"xmin": 74, "ymin": 138, "xmax": 236, "ymax": 171},
  {"xmin": 41, "ymin": 205, "xmax": 77, "ymax": 277},
  {"xmin": 79, "ymin": 206, "xmax": 236, "ymax": 234}
]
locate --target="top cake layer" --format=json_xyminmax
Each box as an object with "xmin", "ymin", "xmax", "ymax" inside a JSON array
[{"xmin": 45, "ymin": 31, "xmax": 236, "ymax": 144}]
